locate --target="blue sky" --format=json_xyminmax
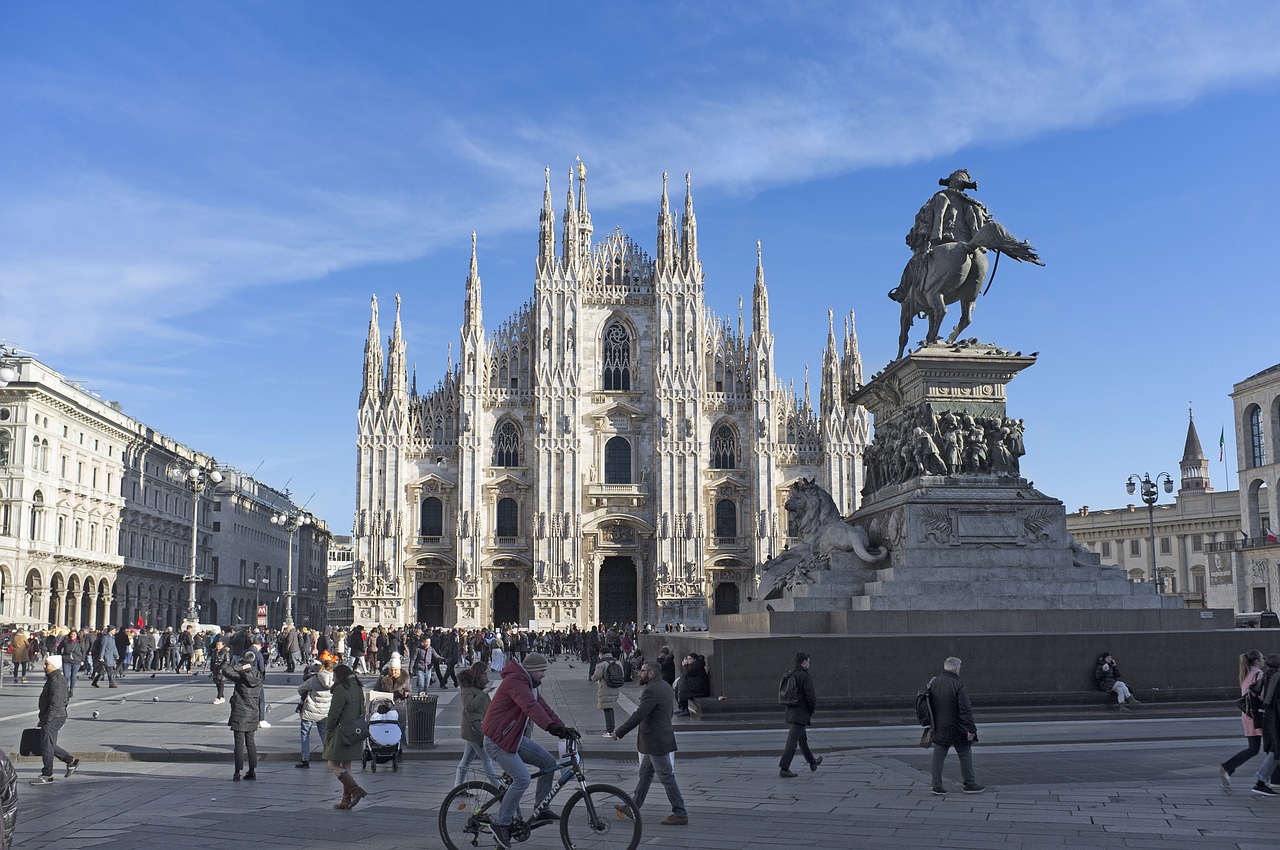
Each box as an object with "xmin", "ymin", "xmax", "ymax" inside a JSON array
[{"xmin": 3, "ymin": 1, "xmax": 1278, "ymax": 529}]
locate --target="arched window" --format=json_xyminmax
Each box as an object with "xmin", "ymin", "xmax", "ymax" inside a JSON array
[
  {"xmin": 0, "ymin": 431, "xmax": 10, "ymax": 467},
  {"xmin": 1249, "ymin": 406, "xmax": 1266, "ymax": 468},
  {"xmin": 602, "ymin": 321, "xmax": 631, "ymax": 391},
  {"xmin": 496, "ymin": 497, "xmax": 519, "ymax": 537},
  {"xmin": 605, "ymin": 436, "xmax": 632, "ymax": 484},
  {"xmin": 421, "ymin": 497, "xmax": 443, "ymax": 537},
  {"xmin": 29, "ymin": 490, "xmax": 44, "ymax": 540},
  {"xmin": 715, "ymin": 498, "xmax": 737, "ymax": 538},
  {"xmin": 493, "ymin": 420, "xmax": 522, "ymax": 467},
  {"xmin": 711, "ymin": 424, "xmax": 737, "ymax": 469}
]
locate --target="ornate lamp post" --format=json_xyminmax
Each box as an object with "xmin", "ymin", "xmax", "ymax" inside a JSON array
[
  {"xmin": 166, "ymin": 456, "xmax": 223, "ymax": 626},
  {"xmin": 271, "ymin": 509, "xmax": 313, "ymax": 628},
  {"xmin": 1126, "ymin": 472, "xmax": 1174, "ymax": 591}
]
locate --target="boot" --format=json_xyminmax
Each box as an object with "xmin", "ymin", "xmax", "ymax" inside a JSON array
[{"xmin": 337, "ymin": 771, "xmax": 367, "ymax": 810}]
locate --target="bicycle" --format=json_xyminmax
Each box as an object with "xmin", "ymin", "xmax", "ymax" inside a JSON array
[{"xmin": 438, "ymin": 733, "xmax": 642, "ymax": 850}]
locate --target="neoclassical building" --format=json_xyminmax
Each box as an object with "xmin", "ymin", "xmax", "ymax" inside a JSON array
[
  {"xmin": 0, "ymin": 356, "xmax": 330, "ymax": 630},
  {"xmin": 354, "ymin": 167, "xmax": 870, "ymax": 629}
]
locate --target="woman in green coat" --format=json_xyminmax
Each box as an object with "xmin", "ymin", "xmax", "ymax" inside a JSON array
[{"xmin": 323, "ymin": 664, "xmax": 368, "ymax": 810}]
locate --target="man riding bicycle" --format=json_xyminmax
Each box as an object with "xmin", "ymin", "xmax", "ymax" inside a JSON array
[{"xmin": 481, "ymin": 652, "xmax": 579, "ymax": 849}]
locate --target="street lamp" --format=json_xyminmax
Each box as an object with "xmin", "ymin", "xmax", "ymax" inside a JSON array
[
  {"xmin": 1126, "ymin": 472, "xmax": 1174, "ymax": 591},
  {"xmin": 270, "ymin": 509, "xmax": 313, "ymax": 628},
  {"xmin": 167, "ymin": 456, "xmax": 223, "ymax": 626}
]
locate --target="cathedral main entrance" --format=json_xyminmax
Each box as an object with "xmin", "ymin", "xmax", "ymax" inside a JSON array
[
  {"xmin": 417, "ymin": 582, "xmax": 445, "ymax": 627},
  {"xmin": 493, "ymin": 582, "xmax": 520, "ymax": 626},
  {"xmin": 598, "ymin": 557, "xmax": 637, "ymax": 625},
  {"xmin": 713, "ymin": 582, "xmax": 740, "ymax": 615}
]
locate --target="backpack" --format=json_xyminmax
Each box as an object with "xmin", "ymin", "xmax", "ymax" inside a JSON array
[
  {"xmin": 778, "ymin": 671, "xmax": 801, "ymax": 707},
  {"xmin": 915, "ymin": 678, "xmax": 936, "ymax": 728},
  {"xmin": 604, "ymin": 660, "xmax": 625, "ymax": 688},
  {"xmin": 1237, "ymin": 673, "xmax": 1267, "ymax": 721}
]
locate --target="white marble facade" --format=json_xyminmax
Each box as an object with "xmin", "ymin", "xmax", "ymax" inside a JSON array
[{"xmin": 354, "ymin": 168, "xmax": 870, "ymax": 629}]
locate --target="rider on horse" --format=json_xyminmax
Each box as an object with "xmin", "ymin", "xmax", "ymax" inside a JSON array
[{"xmin": 891, "ymin": 168, "xmax": 991, "ymax": 305}]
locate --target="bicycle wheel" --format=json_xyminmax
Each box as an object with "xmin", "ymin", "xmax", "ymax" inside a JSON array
[
  {"xmin": 559, "ymin": 783, "xmax": 641, "ymax": 850},
  {"xmin": 439, "ymin": 780, "xmax": 504, "ymax": 850}
]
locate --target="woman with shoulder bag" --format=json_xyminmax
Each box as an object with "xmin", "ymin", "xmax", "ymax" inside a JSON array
[
  {"xmin": 453, "ymin": 662, "xmax": 501, "ymax": 788},
  {"xmin": 323, "ymin": 664, "xmax": 368, "ymax": 810},
  {"xmin": 1248, "ymin": 653, "xmax": 1280, "ymax": 796},
  {"xmin": 1219, "ymin": 650, "xmax": 1265, "ymax": 788}
]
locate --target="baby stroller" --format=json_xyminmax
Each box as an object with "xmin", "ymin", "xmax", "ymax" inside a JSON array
[{"xmin": 361, "ymin": 698, "xmax": 403, "ymax": 772}]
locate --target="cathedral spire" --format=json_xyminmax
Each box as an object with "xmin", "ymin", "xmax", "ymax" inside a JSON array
[
  {"xmin": 538, "ymin": 166, "xmax": 556, "ymax": 272},
  {"xmin": 463, "ymin": 232, "xmax": 483, "ymax": 332},
  {"xmin": 738, "ymin": 296, "xmax": 744, "ymax": 341},
  {"xmin": 561, "ymin": 169, "xmax": 578, "ymax": 267},
  {"xmin": 656, "ymin": 171, "xmax": 675, "ymax": 273},
  {"xmin": 360, "ymin": 294, "xmax": 384, "ymax": 406},
  {"xmin": 752, "ymin": 241, "xmax": 771, "ymax": 336},
  {"xmin": 576, "ymin": 157, "xmax": 593, "ymax": 258},
  {"xmin": 1180, "ymin": 405, "xmax": 1212, "ymax": 493},
  {"xmin": 680, "ymin": 171, "xmax": 699, "ymax": 272},
  {"xmin": 844, "ymin": 309, "xmax": 863, "ymax": 389},
  {"xmin": 384, "ymin": 293, "xmax": 408, "ymax": 401},
  {"xmin": 821, "ymin": 309, "xmax": 841, "ymax": 417}
]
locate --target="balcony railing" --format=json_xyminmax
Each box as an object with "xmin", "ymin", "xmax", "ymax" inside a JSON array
[{"xmin": 1207, "ymin": 536, "xmax": 1280, "ymax": 553}]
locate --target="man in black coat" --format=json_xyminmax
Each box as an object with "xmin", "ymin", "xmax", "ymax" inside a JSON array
[
  {"xmin": 614, "ymin": 661, "xmax": 688, "ymax": 825},
  {"xmin": 30, "ymin": 655, "xmax": 79, "ymax": 785},
  {"xmin": 778, "ymin": 651, "xmax": 822, "ymax": 777},
  {"xmin": 927, "ymin": 656, "xmax": 983, "ymax": 794}
]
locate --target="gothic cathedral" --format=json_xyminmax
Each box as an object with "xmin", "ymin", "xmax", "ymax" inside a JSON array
[{"xmin": 354, "ymin": 166, "xmax": 869, "ymax": 629}]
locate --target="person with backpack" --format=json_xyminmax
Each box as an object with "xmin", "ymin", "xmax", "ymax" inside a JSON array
[
  {"xmin": 777, "ymin": 651, "xmax": 821, "ymax": 777},
  {"xmin": 927, "ymin": 656, "xmax": 983, "ymax": 795},
  {"xmin": 591, "ymin": 647, "xmax": 625, "ymax": 738},
  {"xmin": 1219, "ymin": 650, "xmax": 1266, "ymax": 789}
]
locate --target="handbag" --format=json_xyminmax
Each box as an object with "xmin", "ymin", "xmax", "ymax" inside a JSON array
[
  {"xmin": 918, "ymin": 727, "xmax": 933, "ymax": 749},
  {"xmin": 340, "ymin": 716, "xmax": 370, "ymax": 746},
  {"xmin": 19, "ymin": 727, "xmax": 42, "ymax": 757}
]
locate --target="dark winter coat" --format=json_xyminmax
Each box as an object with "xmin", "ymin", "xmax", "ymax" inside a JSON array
[
  {"xmin": 614, "ymin": 677, "xmax": 678, "ymax": 755},
  {"xmin": 1259, "ymin": 667, "xmax": 1280, "ymax": 755},
  {"xmin": 927, "ymin": 670, "xmax": 977, "ymax": 746},
  {"xmin": 459, "ymin": 681, "xmax": 491, "ymax": 746},
  {"xmin": 323, "ymin": 679, "xmax": 366, "ymax": 762},
  {"xmin": 224, "ymin": 664, "xmax": 264, "ymax": 732},
  {"xmin": 784, "ymin": 666, "xmax": 818, "ymax": 726},
  {"xmin": 657, "ymin": 653, "xmax": 676, "ymax": 685},
  {"xmin": 1094, "ymin": 655, "xmax": 1121, "ymax": 691},
  {"xmin": 38, "ymin": 669, "xmax": 70, "ymax": 725},
  {"xmin": 679, "ymin": 656, "xmax": 711, "ymax": 700}
]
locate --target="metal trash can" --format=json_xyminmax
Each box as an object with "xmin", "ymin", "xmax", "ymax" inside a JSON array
[{"xmin": 406, "ymin": 694, "xmax": 438, "ymax": 747}]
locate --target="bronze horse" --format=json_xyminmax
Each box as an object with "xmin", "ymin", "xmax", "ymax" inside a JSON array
[{"xmin": 895, "ymin": 220, "xmax": 1043, "ymax": 360}]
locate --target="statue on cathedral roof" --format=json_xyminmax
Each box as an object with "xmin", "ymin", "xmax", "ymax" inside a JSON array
[{"xmin": 890, "ymin": 169, "xmax": 1044, "ymax": 359}]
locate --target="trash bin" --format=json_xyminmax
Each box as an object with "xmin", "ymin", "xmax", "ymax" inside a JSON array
[{"xmin": 406, "ymin": 694, "xmax": 438, "ymax": 747}]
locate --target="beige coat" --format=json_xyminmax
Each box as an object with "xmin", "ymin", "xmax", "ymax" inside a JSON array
[{"xmin": 590, "ymin": 654, "xmax": 623, "ymax": 710}]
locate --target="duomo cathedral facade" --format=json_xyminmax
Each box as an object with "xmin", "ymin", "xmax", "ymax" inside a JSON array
[{"xmin": 354, "ymin": 166, "xmax": 869, "ymax": 629}]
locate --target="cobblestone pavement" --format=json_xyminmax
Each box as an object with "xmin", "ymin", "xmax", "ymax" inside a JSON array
[{"xmin": 2, "ymin": 660, "xmax": 1277, "ymax": 849}]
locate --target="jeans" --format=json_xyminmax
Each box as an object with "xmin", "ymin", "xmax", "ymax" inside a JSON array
[
  {"xmin": 39, "ymin": 719, "xmax": 73, "ymax": 777},
  {"xmin": 301, "ymin": 719, "xmax": 327, "ymax": 762},
  {"xmin": 931, "ymin": 740, "xmax": 977, "ymax": 789},
  {"xmin": 633, "ymin": 751, "xmax": 686, "ymax": 817},
  {"xmin": 415, "ymin": 671, "xmax": 428, "ymax": 693},
  {"xmin": 1110, "ymin": 681, "xmax": 1132, "ymax": 702},
  {"xmin": 91, "ymin": 663, "xmax": 115, "ymax": 686},
  {"xmin": 780, "ymin": 722, "xmax": 814, "ymax": 770},
  {"xmin": 64, "ymin": 662, "xmax": 79, "ymax": 695},
  {"xmin": 13, "ymin": 662, "xmax": 27, "ymax": 682},
  {"xmin": 258, "ymin": 684, "xmax": 267, "ymax": 721},
  {"xmin": 484, "ymin": 736, "xmax": 557, "ymax": 826},
  {"xmin": 603, "ymin": 707, "xmax": 615, "ymax": 733},
  {"xmin": 1222, "ymin": 735, "xmax": 1261, "ymax": 775},
  {"xmin": 1255, "ymin": 750, "xmax": 1280, "ymax": 785},
  {"xmin": 233, "ymin": 730, "xmax": 258, "ymax": 773},
  {"xmin": 455, "ymin": 739, "xmax": 501, "ymax": 786}
]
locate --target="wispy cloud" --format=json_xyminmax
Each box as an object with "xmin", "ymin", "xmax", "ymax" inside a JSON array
[{"xmin": 2, "ymin": 1, "xmax": 1277, "ymax": 366}]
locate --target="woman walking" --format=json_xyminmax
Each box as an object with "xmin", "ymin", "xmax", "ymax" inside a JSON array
[
  {"xmin": 296, "ymin": 653, "xmax": 336, "ymax": 768},
  {"xmin": 223, "ymin": 651, "xmax": 264, "ymax": 780},
  {"xmin": 1219, "ymin": 649, "xmax": 1265, "ymax": 788},
  {"xmin": 1249, "ymin": 653, "xmax": 1280, "ymax": 796},
  {"xmin": 323, "ymin": 664, "xmax": 369, "ymax": 810},
  {"xmin": 453, "ymin": 662, "xmax": 501, "ymax": 788}
]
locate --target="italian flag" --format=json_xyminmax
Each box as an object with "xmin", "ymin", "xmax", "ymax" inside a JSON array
[{"xmin": 1219, "ymin": 426, "xmax": 1225, "ymax": 462}]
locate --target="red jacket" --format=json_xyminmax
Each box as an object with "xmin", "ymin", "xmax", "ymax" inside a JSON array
[{"xmin": 482, "ymin": 662, "xmax": 564, "ymax": 753}]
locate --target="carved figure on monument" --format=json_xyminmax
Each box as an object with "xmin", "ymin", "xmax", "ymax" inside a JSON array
[
  {"xmin": 938, "ymin": 412, "xmax": 963, "ymax": 474},
  {"xmin": 758, "ymin": 478, "xmax": 888, "ymax": 598},
  {"xmin": 962, "ymin": 415, "xmax": 988, "ymax": 473},
  {"xmin": 890, "ymin": 169, "xmax": 1044, "ymax": 359},
  {"xmin": 912, "ymin": 426, "xmax": 949, "ymax": 476}
]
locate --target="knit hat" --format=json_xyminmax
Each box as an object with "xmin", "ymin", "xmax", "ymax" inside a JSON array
[
  {"xmin": 45, "ymin": 655, "xmax": 63, "ymax": 669},
  {"xmin": 523, "ymin": 652, "xmax": 550, "ymax": 673},
  {"xmin": 241, "ymin": 651, "xmax": 257, "ymax": 663},
  {"xmin": 388, "ymin": 652, "xmax": 403, "ymax": 669}
]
